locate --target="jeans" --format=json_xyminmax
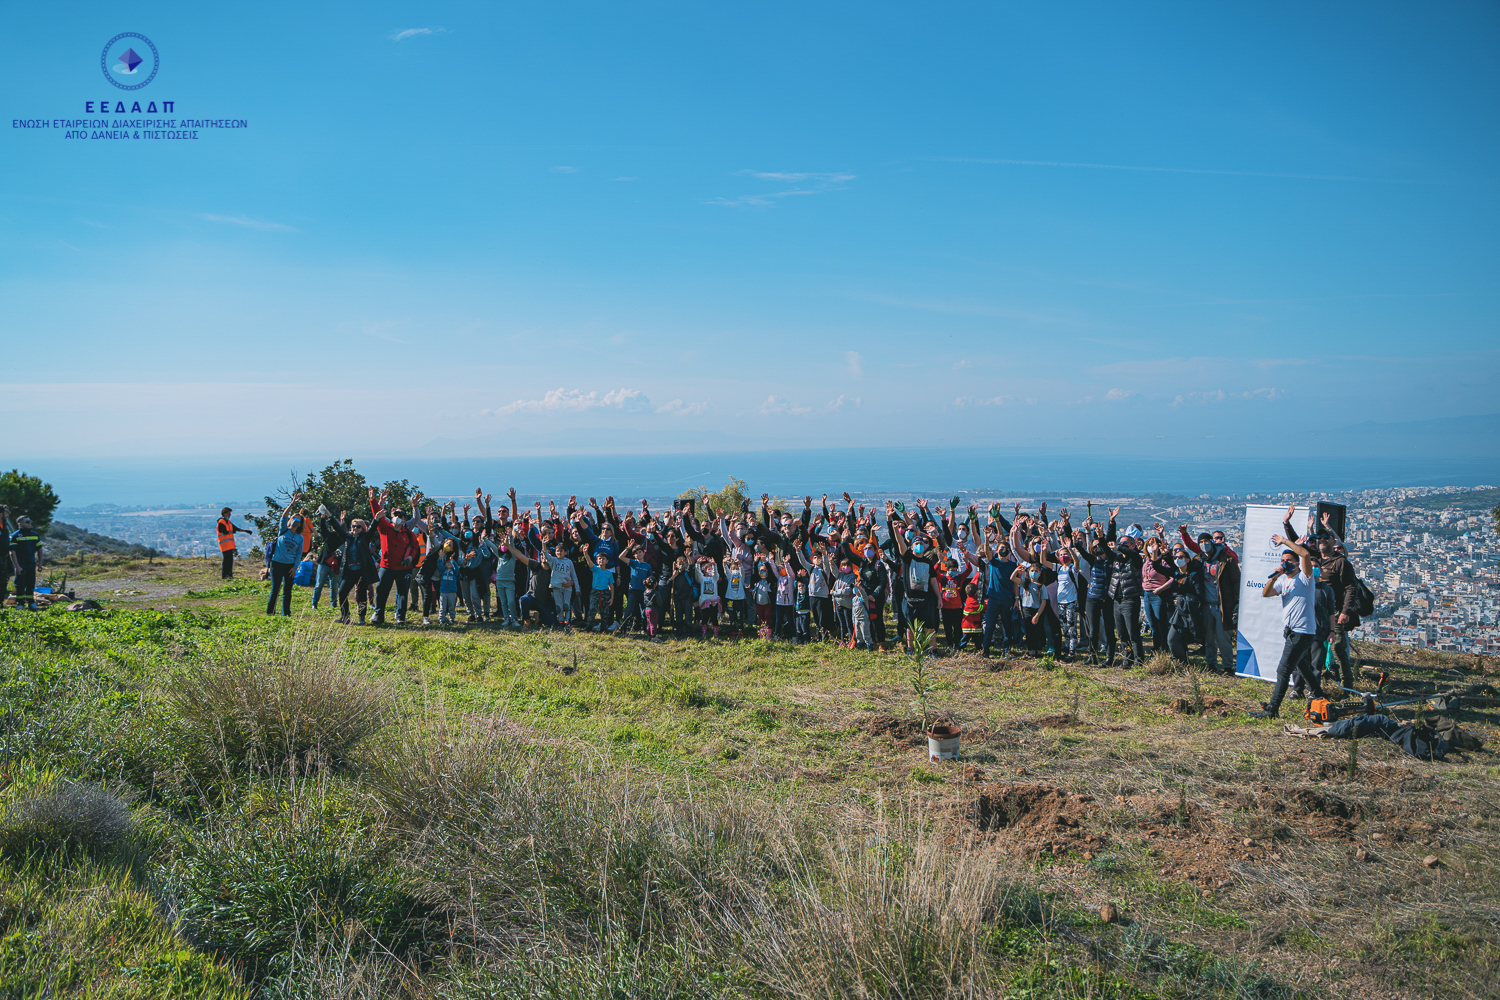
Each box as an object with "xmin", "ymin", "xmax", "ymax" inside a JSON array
[
  {"xmin": 374, "ymin": 568, "xmax": 411, "ymax": 623},
  {"xmin": 1143, "ymin": 591, "xmax": 1174, "ymax": 652},
  {"xmin": 438, "ymin": 591, "xmax": 458, "ymax": 623},
  {"xmin": 1268, "ymin": 631, "xmax": 1323, "ymax": 713},
  {"xmin": 982, "ymin": 596, "xmax": 1012, "ymax": 655},
  {"xmin": 1204, "ymin": 604, "xmax": 1234, "ymax": 673},
  {"xmin": 621, "ymin": 588, "xmax": 645, "ymax": 631},
  {"xmin": 851, "ymin": 598, "xmax": 872, "ymax": 648},
  {"xmin": 1085, "ymin": 596, "xmax": 1116, "ymax": 660},
  {"xmin": 464, "ymin": 578, "xmax": 488, "ymax": 619},
  {"xmin": 836, "ymin": 603, "xmax": 855, "ymax": 643},
  {"xmin": 519, "ymin": 592, "xmax": 557, "ymax": 627},
  {"xmin": 221, "ymin": 551, "xmax": 235, "ymax": 579},
  {"xmin": 1112, "ymin": 595, "xmax": 1145, "ymax": 665},
  {"xmin": 495, "ymin": 581, "xmax": 518, "ymax": 624},
  {"xmin": 313, "ymin": 563, "xmax": 341, "ymax": 609},
  {"xmin": 267, "ymin": 561, "xmax": 295, "ymax": 615},
  {"xmin": 1330, "ymin": 625, "xmax": 1355, "ymax": 688}
]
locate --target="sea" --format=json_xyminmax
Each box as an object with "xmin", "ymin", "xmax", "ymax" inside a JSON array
[{"xmin": 26, "ymin": 449, "xmax": 1500, "ymax": 507}]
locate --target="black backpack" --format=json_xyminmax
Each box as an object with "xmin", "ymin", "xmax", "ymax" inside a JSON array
[{"xmin": 1353, "ymin": 577, "xmax": 1376, "ymax": 617}]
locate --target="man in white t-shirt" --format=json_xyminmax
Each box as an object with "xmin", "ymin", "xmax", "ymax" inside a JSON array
[{"xmin": 1249, "ymin": 535, "xmax": 1325, "ymax": 719}]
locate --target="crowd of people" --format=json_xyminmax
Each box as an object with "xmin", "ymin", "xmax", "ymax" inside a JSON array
[{"xmin": 241, "ymin": 488, "xmax": 1354, "ymax": 681}]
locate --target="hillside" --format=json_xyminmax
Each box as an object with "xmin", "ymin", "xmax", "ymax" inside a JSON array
[{"xmin": 39, "ymin": 521, "xmax": 167, "ymax": 560}]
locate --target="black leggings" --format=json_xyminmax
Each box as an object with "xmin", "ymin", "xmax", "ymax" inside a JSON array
[
  {"xmin": 267, "ymin": 561, "xmax": 295, "ymax": 615},
  {"xmin": 941, "ymin": 607, "xmax": 963, "ymax": 647},
  {"xmin": 339, "ymin": 572, "xmax": 375, "ymax": 617},
  {"xmin": 221, "ymin": 551, "xmax": 235, "ymax": 579}
]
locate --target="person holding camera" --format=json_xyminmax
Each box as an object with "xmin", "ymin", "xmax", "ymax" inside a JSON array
[{"xmin": 1250, "ymin": 535, "xmax": 1326, "ymax": 719}]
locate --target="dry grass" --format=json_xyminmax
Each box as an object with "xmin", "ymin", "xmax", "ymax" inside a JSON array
[{"xmin": 170, "ymin": 633, "xmax": 395, "ymax": 769}]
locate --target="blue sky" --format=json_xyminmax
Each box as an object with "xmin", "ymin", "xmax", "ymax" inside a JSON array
[{"xmin": 3, "ymin": 1, "xmax": 1497, "ymax": 461}]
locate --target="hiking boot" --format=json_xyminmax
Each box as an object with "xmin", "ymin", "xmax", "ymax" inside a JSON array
[{"xmin": 1250, "ymin": 703, "xmax": 1279, "ymax": 719}]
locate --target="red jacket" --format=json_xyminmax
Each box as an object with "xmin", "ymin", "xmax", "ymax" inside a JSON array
[{"xmin": 371, "ymin": 498, "xmax": 420, "ymax": 570}]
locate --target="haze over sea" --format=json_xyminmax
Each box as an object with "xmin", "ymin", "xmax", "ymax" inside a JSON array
[{"xmin": 28, "ymin": 451, "xmax": 1500, "ymax": 508}]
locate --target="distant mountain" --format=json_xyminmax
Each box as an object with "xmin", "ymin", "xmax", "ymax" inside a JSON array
[
  {"xmin": 1336, "ymin": 413, "xmax": 1500, "ymax": 456},
  {"xmin": 42, "ymin": 522, "xmax": 167, "ymax": 559}
]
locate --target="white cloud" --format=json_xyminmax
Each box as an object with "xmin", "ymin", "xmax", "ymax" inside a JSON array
[
  {"xmin": 198, "ymin": 214, "xmax": 300, "ymax": 233},
  {"xmin": 656, "ymin": 398, "xmax": 708, "ymax": 417},
  {"xmin": 825, "ymin": 395, "xmax": 861, "ymax": 412},
  {"xmin": 486, "ymin": 387, "xmax": 650, "ymax": 416},
  {"xmin": 1104, "ymin": 388, "xmax": 1135, "ymax": 401},
  {"xmin": 390, "ymin": 27, "xmax": 449, "ymax": 41},
  {"xmin": 709, "ymin": 170, "xmax": 856, "ymax": 208},
  {"xmin": 1171, "ymin": 387, "xmax": 1283, "ymax": 406},
  {"xmin": 844, "ymin": 350, "xmax": 864, "ymax": 378},
  {"xmin": 550, "ymin": 165, "xmax": 577, "ymax": 174},
  {"xmin": 758, "ymin": 395, "xmax": 812, "ymax": 416},
  {"xmin": 953, "ymin": 395, "xmax": 1015, "ymax": 408},
  {"xmin": 952, "ymin": 359, "xmax": 972, "ymax": 370}
]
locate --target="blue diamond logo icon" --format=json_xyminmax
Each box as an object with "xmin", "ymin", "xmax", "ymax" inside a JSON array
[{"xmin": 114, "ymin": 48, "xmax": 143, "ymax": 74}]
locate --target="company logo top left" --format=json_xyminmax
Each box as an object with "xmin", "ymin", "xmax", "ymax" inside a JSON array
[{"xmin": 101, "ymin": 32, "xmax": 158, "ymax": 91}]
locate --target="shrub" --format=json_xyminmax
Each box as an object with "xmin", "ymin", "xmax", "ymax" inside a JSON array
[
  {"xmin": 164, "ymin": 775, "xmax": 433, "ymax": 982},
  {"xmin": 170, "ymin": 636, "xmax": 394, "ymax": 770},
  {"xmin": 364, "ymin": 721, "xmax": 779, "ymax": 949},
  {"xmin": 0, "ymin": 782, "xmax": 132, "ymax": 861}
]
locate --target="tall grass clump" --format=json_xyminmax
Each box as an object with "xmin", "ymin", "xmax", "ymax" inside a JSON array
[
  {"xmin": 169, "ymin": 634, "xmax": 394, "ymax": 770},
  {"xmin": 364, "ymin": 720, "xmax": 778, "ymax": 953},
  {"xmin": 162, "ymin": 767, "xmax": 434, "ymax": 983},
  {"xmin": 722, "ymin": 804, "xmax": 1036, "ymax": 1000},
  {"xmin": 0, "ymin": 780, "xmax": 132, "ymax": 862}
]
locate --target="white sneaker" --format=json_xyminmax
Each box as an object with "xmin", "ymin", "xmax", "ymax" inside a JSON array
[{"xmin": 422, "ymin": 616, "xmax": 431, "ymax": 626}]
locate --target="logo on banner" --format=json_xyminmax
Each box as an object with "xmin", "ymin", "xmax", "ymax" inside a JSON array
[{"xmin": 102, "ymin": 32, "xmax": 159, "ymax": 90}]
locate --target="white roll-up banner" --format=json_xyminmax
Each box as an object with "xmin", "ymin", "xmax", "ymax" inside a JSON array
[{"xmin": 1236, "ymin": 505, "xmax": 1312, "ymax": 682}]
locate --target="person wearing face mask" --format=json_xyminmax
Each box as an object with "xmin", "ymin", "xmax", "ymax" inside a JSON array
[
  {"xmin": 887, "ymin": 500, "xmax": 938, "ymax": 647},
  {"xmin": 1103, "ymin": 508, "xmax": 1147, "ymax": 668},
  {"xmin": 976, "ymin": 507, "xmax": 1020, "ymax": 658},
  {"xmin": 1279, "ymin": 507, "xmax": 1361, "ymax": 690},
  {"xmin": 266, "ymin": 495, "xmax": 307, "ymax": 617},
  {"xmin": 1038, "ymin": 541, "xmax": 1083, "ymax": 660},
  {"xmin": 1179, "ymin": 525, "xmax": 1240, "ymax": 674},
  {"xmin": 1141, "ymin": 531, "xmax": 1176, "ymax": 655},
  {"xmin": 1071, "ymin": 523, "xmax": 1116, "ymax": 666},
  {"xmin": 333, "ymin": 512, "xmax": 379, "ymax": 625},
  {"xmin": 1249, "ymin": 536, "xmax": 1326, "ymax": 719},
  {"xmin": 1152, "ymin": 543, "xmax": 1206, "ymax": 665},
  {"xmin": 1010, "ymin": 555, "xmax": 1059, "ymax": 655}
]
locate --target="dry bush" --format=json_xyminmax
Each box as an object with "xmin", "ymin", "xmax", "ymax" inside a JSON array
[
  {"xmin": 363, "ymin": 719, "xmax": 779, "ymax": 950},
  {"xmin": 0, "ymin": 782, "xmax": 132, "ymax": 860},
  {"xmin": 170, "ymin": 634, "xmax": 394, "ymax": 769},
  {"xmin": 366, "ymin": 722, "xmax": 1049, "ymax": 999},
  {"xmin": 1145, "ymin": 651, "xmax": 1182, "ymax": 675},
  {"xmin": 719, "ymin": 806, "xmax": 1034, "ymax": 1000}
]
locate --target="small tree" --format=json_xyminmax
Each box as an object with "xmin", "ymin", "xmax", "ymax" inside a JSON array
[
  {"xmin": 679, "ymin": 477, "xmax": 791, "ymax": 518},
  {"xmin": 250, "ymin": 460, "xmax": 423, "ymax": 550},
  {"xmin": 0, "ymin": 470, "xmax": 60, "ymax": 533}
]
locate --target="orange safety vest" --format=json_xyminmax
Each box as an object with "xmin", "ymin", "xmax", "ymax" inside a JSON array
[{"xmin": 217, "ymin": 518, "xmax": 237, "ymax": 553}]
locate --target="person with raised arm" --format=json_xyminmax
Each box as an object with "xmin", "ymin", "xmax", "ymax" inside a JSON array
[{"xmin": 1249, "ymin": 535, "xmax": 1326, "ymax": 719}]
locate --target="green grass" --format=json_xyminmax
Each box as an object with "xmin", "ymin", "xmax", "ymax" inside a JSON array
[{"xmin": 1, "ymin": 589, "xmax": 1497, "ymax": 998}]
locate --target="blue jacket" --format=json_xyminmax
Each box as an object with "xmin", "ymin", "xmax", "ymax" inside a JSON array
[{"xmin": 271, "ymin": 514, "xmax": 305, "ymax": 565}]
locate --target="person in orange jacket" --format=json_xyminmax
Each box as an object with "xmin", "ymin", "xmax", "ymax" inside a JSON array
[{"xmin": 216, "ymin": 507, "xmax": 254, "ymax": 579}]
